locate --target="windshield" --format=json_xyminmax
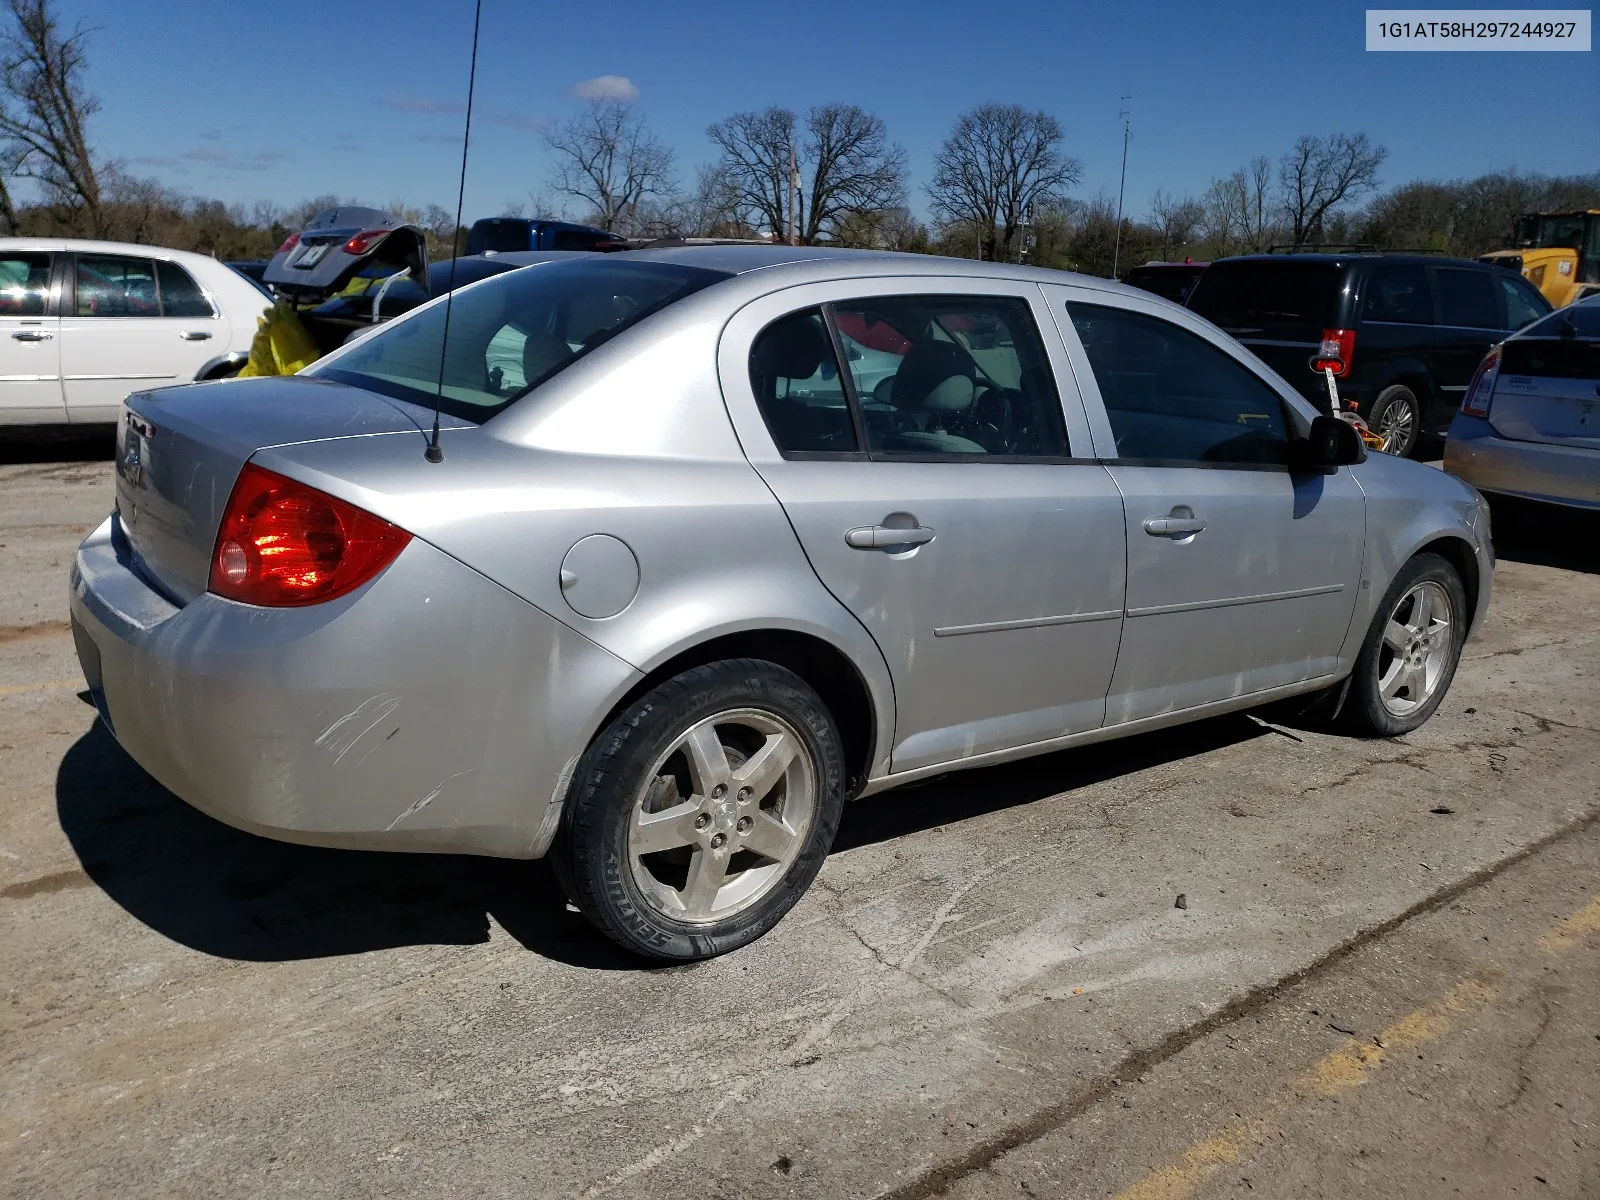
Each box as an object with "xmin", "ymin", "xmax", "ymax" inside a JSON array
[
  {"xmin": 1187, "ymin": 262, "xmax": 1344, "ymax": 335},
  {"xmin": 1523, "ymin": 213, "xmax": 1590, "ymax": 251},
  {"xmin": 310, "ymin": 258, "xmax": 729, "ymax": 422}
]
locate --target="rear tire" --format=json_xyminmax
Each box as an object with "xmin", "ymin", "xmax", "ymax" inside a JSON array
[
  {"xmin": 552, "ymin": 659, "xmax": 845, "ymax": 962},
  {"xmin": 1367, "ymin": 385, "xmax": 1421, "ymax": 458},
  {"xmin": 1343, "ymin": 553, "xmax": 1466, "ymax": 737}
]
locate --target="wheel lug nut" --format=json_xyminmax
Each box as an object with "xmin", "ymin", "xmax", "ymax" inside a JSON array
[
  {"xmin": 737, "ymin": 787, "xmax": 752, "ymax": 803},
  {"xmin": 736, "ymin": 816, "xmax": 752, "ymax": 833},
  {"xmin": 694, "ymin": 814, "xmax": 711, "ymax": 830},
  {"xmin": 712, "ymin": 784, "xmax": 726, "ymax": 799},
  {"xmin": 710, "ymin": 832, "xmax": 726, "ymax": 849}
]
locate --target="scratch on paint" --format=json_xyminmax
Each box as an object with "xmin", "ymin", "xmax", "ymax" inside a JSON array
[
  {"xmin": 315, "ymin": 693, "xmax": 401, "ymax": 764},
  {"xmin": 385, "ymin": 769, "xmax": 476, "ymax": 831}
]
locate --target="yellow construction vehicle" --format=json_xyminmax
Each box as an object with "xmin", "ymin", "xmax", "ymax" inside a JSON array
[{"xmin": 1480, "ymin": 209, "xmax": 1600, "ymax": 307}]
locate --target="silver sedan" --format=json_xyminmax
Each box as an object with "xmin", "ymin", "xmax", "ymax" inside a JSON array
[
  {"xmin": 1444, "ymin": 297, "xmax": 1600, "ymax": 511},
  {"xmin": 71, "ymin": 247, "xmax": 1493, "ymax": 960}
]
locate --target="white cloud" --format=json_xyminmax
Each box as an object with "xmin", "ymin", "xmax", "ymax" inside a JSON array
[{"xmin": 569, "ymin": 74, "xmax": 638, "ymax": 102}]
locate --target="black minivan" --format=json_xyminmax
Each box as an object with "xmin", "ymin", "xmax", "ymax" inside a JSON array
[{"xmin": 1187, "ymin": 253, "xmax": 1551, "ymax": 456}]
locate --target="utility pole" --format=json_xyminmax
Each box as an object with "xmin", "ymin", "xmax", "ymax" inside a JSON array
[
  {"xmin": 1112, "ymin": 97, "xmax": 1131, "ymax": 280},
  {"xmin": 788, "ymin": 136, "xmax": 801, "ymax": 246}
]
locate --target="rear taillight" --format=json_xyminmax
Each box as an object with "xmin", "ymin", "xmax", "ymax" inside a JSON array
[
  {"xmin": 209, "ymin": 464, "xmax": 411, "ymax": 607},
  {"xmin": 1313, "ymin": 328, "xmax": 1356, "ymax": 377},
  {"xmin": 341, "ymin": 229, "xmax": 391, "ymax": 256},
  {"xmin": 277, "ymin": 232, "xmax": 300, "ymax": 254},
  {"xmin": 1460, "ymin": 347, "xmax": 1501, "ymax": 419}
]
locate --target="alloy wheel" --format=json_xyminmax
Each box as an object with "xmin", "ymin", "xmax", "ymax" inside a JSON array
[
  {"xmin": 626, "ymin": 708, "xmax": 816, "ymax": 924},
  {"xmin": 1376, "ymin": 396, "xmax": 1416, "ymax": 455},
  {"xmin": 1376, "ymin": 580, "xmax": 1453, "ymax": 716}
]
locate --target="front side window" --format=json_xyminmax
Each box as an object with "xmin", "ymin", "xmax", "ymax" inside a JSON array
[
  {"xmin": 76, "ymin": 255, "xmax": 159, "ymax": 317},
  {"xmin": 832, "ymin": 295, "xmax": 1069, "ymax": 458},
  {"xmin": 1436, "ymin": 267, "xmax": 1498, "ymax": 329},
  {"xmin": 1068, "ymin": 302, "xmax": 1290, "ymax": 466},
  {"xmin": 155, "ymin": 261, "xmax": 215, "ymax": 318},
  {"xmin": 0, "ymin": 252, "xmax": 52, "ymax": 315},
  {"xmin": 1362, "ymin": 264, "xmax": 1432, "ymax": 324},
  {"xmin": 1500, "ymin": 274, "xmax": 1548, "ymax": 329},
  {"xmin": 313, "ymin": 258, "xmax": 727, "ymax": 421}
]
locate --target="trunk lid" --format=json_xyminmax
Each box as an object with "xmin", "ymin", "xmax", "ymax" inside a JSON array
[
  {"xmin": 114, "ymin": 376, "xmax": 464, "ymax": 603},
  {"xmin": 1488, "ymin": 336, "xmax": 1600, "ymax": 449}
]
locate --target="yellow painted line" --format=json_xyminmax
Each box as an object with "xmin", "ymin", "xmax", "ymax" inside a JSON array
[
  {"xmin": 0, "ymin": 679, "xmax": 81, "ymax": 699},
  {"xmin": 1536, "ymin": 894, "xmax": 1600, "ymax": 954},
  {"xmin": 1297, "ymin": 974, "xmax": 1498, "ymax": 1097},
  {"xmin": 1112, "ymin": 891, "xmax": 1600, "ymax": 1200}
]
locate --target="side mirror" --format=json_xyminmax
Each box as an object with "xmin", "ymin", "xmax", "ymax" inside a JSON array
[{"xmin": 1294, "ymin": 415, "xmax": 1366, "ymax": 470}]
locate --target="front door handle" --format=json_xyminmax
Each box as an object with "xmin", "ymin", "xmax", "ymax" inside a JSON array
[
  {"xmin": 10, "ymin": 329, "xmax": 52, "ymax": 341},
  {"xmin": 845, "ymin": 525, "xmax": 936, "ymax": 550},
  {"xmin": 179, "ymin": 330, "xmax": 212, "ymax": 341},
  {"xmin": 1142, "ymin": 516, "xmax": 1207, "ymax": 536}
]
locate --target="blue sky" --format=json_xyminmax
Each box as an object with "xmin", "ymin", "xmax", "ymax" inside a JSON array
[{"xmin": 63, "ymin": 0, "xmax": 1600, "ymax": 224}]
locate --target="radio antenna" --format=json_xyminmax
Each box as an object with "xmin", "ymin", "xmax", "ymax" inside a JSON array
[{"xmin": 425, "ymin": 0, "xmax": 484, "ymax": 464}]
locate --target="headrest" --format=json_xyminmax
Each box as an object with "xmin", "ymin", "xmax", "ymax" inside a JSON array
[
  {"xmin": 522, "ymin": 333, "xmax": 571, "ymax": 384},
  {"xmin": 754, "ymin": 317, "xmax": 827, "ymax": 381},
  {"xmin": 894, "ymin": 338, "xmax": 977, "ymax": 411}
]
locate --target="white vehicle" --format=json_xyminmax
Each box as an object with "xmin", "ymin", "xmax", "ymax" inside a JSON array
[{"xmin": 0, "ymin": 238, "xmax": 270, "ymax": 427}]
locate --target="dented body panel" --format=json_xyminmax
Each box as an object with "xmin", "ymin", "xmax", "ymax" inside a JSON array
[{"xmin": 71, "ymin": 516, "xmax": 639, "ymax": 857}]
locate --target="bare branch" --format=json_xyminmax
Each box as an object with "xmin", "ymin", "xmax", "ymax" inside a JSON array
[
  {"xmin": 927, "ymin": 104, "xmax": 1081, "ymax": 261},
  {"xmin": 1278, "ymin": 133, "xmax": 1387, "ymax": 245},
  {"xmin": 542, "ymin": 100, "xmax": 675, "ymax": 235}
]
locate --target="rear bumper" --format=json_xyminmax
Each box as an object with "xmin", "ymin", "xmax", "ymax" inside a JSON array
[
  {"xmin": 70, "ymin": 516, "xmax": 640, "ymax": 858},
  {"xmin": 1443, "ymin": 414, "xmax": 1600, "ymax": 511}
]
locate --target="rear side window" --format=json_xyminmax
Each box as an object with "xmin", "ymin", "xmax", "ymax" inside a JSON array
[
  {"xmin": 1436, "ymin": 267, "xmax": 1498, "ymax": 329},
  {"xmin": 1499, "ymin": 275, "xmax": 1548, "ymax": 329},
  {"xmin": 1185, "ymin": 262, "xmax": 1341, "ymax": 336},
  {"xmin": 0, "ymin": 252, "xmax": 52, "ymax": 315},
  {"xmin": 748, "ymin": 308, "xmax": 857, "ymax": 454},
  {"xmin": 831, "ymin": 295, "xmax": 1069, "ymax": 458},
  {"xmin": 313, "ymin": 258, "xmax": 728, "ymax": 421},
  {"xmin": 1362, "ymin": 264, "xmax": 1432, "ymax": 324},
  {"xmin": 76, "ymin": 254, "xmax": 159, "ymax": 317},
  {"xmin": 155, "ymin": 261, "xmax": 215, "ymax": 317},
  {"xmin": 1069, "ymin": 302, "xmax": 1290, "ymax": 466}
]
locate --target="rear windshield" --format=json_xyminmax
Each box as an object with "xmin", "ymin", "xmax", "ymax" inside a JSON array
[
  {"xmin": 1520, "ymin": 302, "xmax": 1600, "ymax": 340},
  {"xmin": 1123, "ymin": 266, "xmax": 1204, "ymax": 304},
  {"xmin": 1186, "ymin": 261, "xmax": 1344, "ymax": 335},
  {"xmin": 1503, "ymin": 303, "xmax": 1600, "ymax": 380},
  {"xmin": 311, "ymin": 258, "xmax": 728, "ymax": 421}
]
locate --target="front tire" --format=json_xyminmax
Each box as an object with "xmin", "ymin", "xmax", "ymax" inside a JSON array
[
  {"xmin": 552, "ymin": 659, "xmax": 846, "ymax": 962},
  {"xmin": 1368, "ymin": 385, "xmax": 1421, "ymax": 458},
  {"xmin": 1343, "ymin": 553, "xmax": 1466, "ymax": 737}
]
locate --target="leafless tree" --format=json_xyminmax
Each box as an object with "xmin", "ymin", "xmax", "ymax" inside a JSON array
[
  {"xmin": 708, "ymin": 104, "xmax": 906, "ymax": 244},
  {"xmin": 1278, "ymin": 132, "xmax": 1387, "ymax": 246},
  {"xmin": 1202, "ymin": 156, "xmax": 1275, "ymax": 253},
  {"xmin": 0, "ymin": 0, "xmax": 101, "ymax": 234},
  {"xmin": 1148, "ymin": 189, "xmax": 1204, "ymax": 260},
  {"xmin": 543, "ymin": 100, "xmax": 675, "ymax": 235},
  {"xmin": 927, "ymin": 104, "xmax": 1081, "ymax": 262},
  {"xmin": 707, "ymin": 106, "xmax": 793, "ymax": 240}
]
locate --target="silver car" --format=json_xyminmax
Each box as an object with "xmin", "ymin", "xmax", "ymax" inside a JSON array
[
  {"xmin": 1444, "ymin": 297, "xmax": 1600, "ymax": 511},
  {"xmin": 70, "ymin": 247, "xmax": 1493, "ymax": 961}
]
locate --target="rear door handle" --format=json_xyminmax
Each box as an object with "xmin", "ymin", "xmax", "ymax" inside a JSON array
[
  {"xmin": 179, "ymin": 330, "xmax": 212, "ymax": 341},
  {"xmin": 10, "ymin": 329, "xmax": 52, "ymax": 341},
  {"xmin": 845, "ymin": 525, "xmax": 936, "ymax": 550},
  {"xmin": 1142, "ymin": 516, "xmax": 1207, "ymax": 536}
]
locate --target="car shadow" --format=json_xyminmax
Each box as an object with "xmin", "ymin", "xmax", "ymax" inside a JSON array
[
  {"xmin": 0, "ymin": 427, "xmax": 115, "ymax": 464},
  {"xmin": 59, "ymin": 711, "xmax": 1272, "ymax": 969},
  {"xmin": 1487, "ymin": 495, "xmax": 1600, "ymax": 575}
]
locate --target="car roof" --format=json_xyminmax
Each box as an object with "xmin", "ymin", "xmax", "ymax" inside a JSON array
[
  {"xmin": 597, "ymin": 243, "xmax": 1159, "ymax": 300},
  {"xmin": 1210, "ymin": 252, "xmax": 1488, "ymax": 270},
  {"xmin": 0, "ymin": 236, "xmax": 224, "ymax": 267}
]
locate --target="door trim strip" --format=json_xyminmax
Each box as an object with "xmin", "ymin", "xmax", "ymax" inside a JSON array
[
  {"xmin": 0, "ymin": 373, "xmax": 60, "ymax": 381},
  {"xmin": 934, "ymin": 608, "xmax": 1123, "ymax": 638},
  {"xmin": 64, "ymin": 373, "xmax": 175, "ymax": 381},
  {"xmin": 1126, "ymin": 582, "xmax": 1345, "ymax": 619}
]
